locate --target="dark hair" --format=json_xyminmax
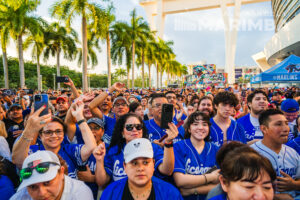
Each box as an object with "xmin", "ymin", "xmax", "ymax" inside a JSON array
[
  {"xmin": 165, "ymin": 91, "xmax": 176, "ymax": 96},
  {"xmin": 184, "ymin": 111, "xmax": 211, "ymax": 141},
  {"xmin": 258, "ymin": 109, "xmax": 284, "ymax": 126},
  {"xmin": 108, "ymin": 113, "xmax": 148, "ymax": 154},
  {"xmin": 247, "ymin": 90, "xmax": 268, "ymax": 104},
  {"xmin": 129, "ymin": 102, "xmax": 142, "ymax": 113},
  {"xmin": 0, "ymin": 156, "xmax": 20, "ymax": 188},
  {"xmin": 191, "ymin": 95, "xmax": 200, "ymax": 104},
  {"xmin": 220, "ymin": 147, "xmax": 276, "ymax": 184},
  {"xmin": 39, "ymin": 116, "xmax": 67, "ymax": 134},
  {"xmin": 213, "ymin": 91, "xmax": 238, "ymax": 107},
  {"xmin": 149, "ymin": 93, "xmax": 166, "ymax": 105}
]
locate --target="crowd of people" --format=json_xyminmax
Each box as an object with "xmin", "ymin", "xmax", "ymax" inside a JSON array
[{"xmin": 1, "ymin": 77, "xmax": 300, "ymax": 200}]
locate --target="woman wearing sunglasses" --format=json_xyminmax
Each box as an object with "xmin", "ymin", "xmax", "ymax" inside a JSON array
[
  {"xmin": 93, "ymin": 113, "xmax": 178, "ymax": 187},
  {"xmin": 173, "ymin": 111, "xmax": 220, "ymax": 200},
  {"xmin": 12, "ymin": 101, "xmax": 97, "ymax": 180}
]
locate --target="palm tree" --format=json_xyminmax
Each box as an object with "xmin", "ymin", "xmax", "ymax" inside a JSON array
[
  {"xmin": 0, "ymin": 27, "xmax": 9, "ymax": 88},
  {"xmin": 111, "ymin": 21, "xmax": 132, "ymax": 87},
  {"xmin": 0, "ymin": 0, "xmax": 43, "ymax": 88},
  {"xmin": 127, "ymin": 9, "xmax": 150, "ymax": 89},
  {"xmin": 43, "ymin": 22, "xmax": 78, "ymax": 90},
  {"xmin": 51, "ymin": 0, "xmax": 103, "ymax": 92},
  {"xmin": 114, "ymin": 67, "xmax": 127, "ymax": 82},
  {"xmin": 145, "ymin": 40, "xmax": 156, "ymax": 88},
  {"xmin": 23, "ymin": 19, "xmax": 48, "ymax": 91}
]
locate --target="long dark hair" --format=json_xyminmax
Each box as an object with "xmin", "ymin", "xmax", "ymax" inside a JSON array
[
  {"xmin": 108, "ymin": 113, "xmax": 148, "ymax": 154},
  {"xmin": 184, "ymin": 111, "xmax": 211, "ymax": 141}
]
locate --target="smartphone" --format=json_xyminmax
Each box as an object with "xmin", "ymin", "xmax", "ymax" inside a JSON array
[
  {"xmin": 77, "ymin": 165, "xmax": 87, "ymax": 171},
  {"xmin": 241, "ymin": 90, "xmax": 246, "ymax": 97},
  {"xmin": 56, "ymin": 76, "xmax": 69, "ymax": 83},
  {"xmin": 23, "ymin": 89, "xmax": 34, "ymax": 95},
  {"xmin": 160, "ymin": 104, "xmax": 174, "ymax": 129},
  {"xmin": 3, "ymin": 89, "xmax": 16, "ymax": 96},
  {"xmin": 34, "ymin": 94, "xmax": 49, "ymax": 116}
]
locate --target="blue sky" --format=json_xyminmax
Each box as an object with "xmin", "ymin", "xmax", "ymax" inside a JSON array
[{"xmin": 7, "ymin": 0, "xmax": 275, "ymax": 75}]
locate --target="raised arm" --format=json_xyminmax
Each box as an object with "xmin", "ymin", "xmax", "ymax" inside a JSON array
[
  {"xmin": 64, "ymin": 76, "xmax": 80, "ymax": 99},
  {"xmin": 93, "ymin": 143, "xmax": 111, "ymax": 186},
  {"xmin": 70, "ymin": 101, "xmax": 97, "ymax": 162},
  {"xmin": 12, "ymin": 106, "xmax": 51, "ymax": 169},
  {"xmin": 64, "ymin": 103, "xmax": 77, "ymax": 143}
]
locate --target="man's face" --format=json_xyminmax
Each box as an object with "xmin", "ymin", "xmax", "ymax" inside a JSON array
[
  {"xmin": 216, "ymin": 103, "xmax": 234, "ymax": 119},
  {"xmin": 50, "ymin": 100, "xmax": 57, "ymax": 108},
  {"xmin": 100, "ymin": 96, "xmax": 112, "ymax": 111},
  {"xmin": 166, "ymin": 93, "xmax": 177, "ymax": 106},
  {"xmin": 198, "ymin": 99, "xmax": 213, "ymax": 116},
  {"xmin": 112, "ymin": 99, "xmax": 129, "ymax": 118},
  {"xmin": 40, "ymin": 122, "xmax": 64, "ymax": 149},
  {"xmin": 88, "ymin": 123, "xmax": 104, "ymax": 143},
  {"xmin": 10, "ymin": 107, "xmax": 22, "ymax": 120},
  {"xmin": 261, "ymin": 114, "xmax": 289, "ymax": 144},
  {"xmin": 151, "ymin": 97, "xmax": 168, "ymax": 121},
  {"xmin": 284, "ymin": 111, "xmax": 298, "ymax": 123},
  {"xmin": 124, "ymin": 158, "xmax": 154, "ymax": 187},
  {"xmin": 27, "ymin": 167, "xmax": 65, "ymax": 200},
  {"xmin": 56, "ymin": 100, "xmax": 69, "ymax": 113},
  {"xmin": 249, "ymin": 93, "xmax": 268, "ymax": 115},
  {"xmin": 141, "ymin": 98, "xmax": 147, "ymax": 106},
  {"xmin": 272, "ymin": 94, "xmax": 281, "ymax": 102}
]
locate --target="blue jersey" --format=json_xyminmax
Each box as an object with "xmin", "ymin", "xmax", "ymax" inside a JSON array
[
  {"xmin": 237, "ymin": 114, "xmax": 263, "ymax": 142},
  {"xmin": 251, "ymin": 141, "xmax": 300, "ymax": 197},
  {"xmin": 29, "ymin": 143, "xmax": 84, "ymax": 179},
  {"xmin": 103, "ymin": 115, "xmax": 116, "ymax": 145},
  {"xmin": 210, "ymin": 118, "xmax": 246, "ymax": 147},
  {"xmin": 174, "ymin": 139, "xmax": 219, "ymax": 200},
  {"xmin": 286, "ymin": 136, "xmax": 300, "ymax": 155},
  {"xmin": 144, "ymin": 119, "xmax": 185, "ymax": 143},
  {"xmin": 0, "ymin": 175, "xmax": 15, "ymax": 200},
  {"xmin": 207, "ymin": 194, "xmax": 227, "ymax": 200},
  {"xmin": 100, "ymin": 176, "xmax": 183, "ymax": 200},
  {"xmin": 104, "ymin": 142, "xmax": 164, "ymax": 182}
]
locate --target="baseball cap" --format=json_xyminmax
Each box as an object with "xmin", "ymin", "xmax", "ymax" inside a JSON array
[
  {"xmin": 124, "ymin": 138, "xmax": 153, "ymax": 163},
  {"xmin": 56, "ymin": 96, "xmax": 67, "ymax": 103},
  {"xmin": 17, "ymin": 151, "xmax": 61, "ymax": 192},
  {"xmin": 281, "ymin": 99, "xmax": 299, "ymax": 113},
  {"xmin": 8, "ymin": 104, "xmax": 22, "ymax": 112},
  {"xmin": 87, "ymin": 118, "xmax": 104, "ymax": 128},
  {"xmin": 113, "ymin": 96, "xmax": 129, "ymax": 106}
]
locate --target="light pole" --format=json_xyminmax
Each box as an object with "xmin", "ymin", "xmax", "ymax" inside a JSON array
[{"xmin": 53, "ymin": 73, "xmax": 56, "ymax": 90}]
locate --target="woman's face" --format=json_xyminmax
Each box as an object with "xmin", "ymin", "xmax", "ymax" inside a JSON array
[
  {"xmin": 134, "ymin": 106, "xmax": 144, "ymax": 118},
  {"xmin": 123, "ymin": 116, "xmax": 143, "ymax": 143},
  {"xmin": 40, "ymin": 122, "xmax": 64, "ymax": 149},
  {"xmin": 220, "ymin": 170, "xmax": 274, "ymax": 200},
  {"xmin": 189, "ymin": 117, "xmax": 209, "ymax": 141}
]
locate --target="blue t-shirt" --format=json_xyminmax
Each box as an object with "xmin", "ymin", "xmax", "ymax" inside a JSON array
[
  {"xmin": 103, "ymin": 115, "xmax": 116, "ymax": 145},
  {"xmin": 210, "ymin": 118, "xmax": 246, "ymax": 147},
  {"xmin": 174, "ymin": 139, "xmax": 219, "ymax": 200},
  {"xmin": 0, "ymin": 175, "xmax": 15, "ymax": 200},
  {"xmin": 237, "ymin": 113, "xmax": 263, "ymax": 142},
  {"xmin": 207, "ymin": 194, "xmax": 227, "ymax": 200},
  {"xmin": 144, "ymin": 119, "xmax": 185, "ymax": 144},
  {"xmin": 286, "ymin": 136, "xmax": 300, "ymax": 155},
  {"xmin": 104, "ymin": 142, "xmax": 164, "ymax": 182},
  {"xmin": 29, "ymin": 143, "xmax": 84, "ymax": 179},
  {"xmin": 100, "ymin": 176, "xmax": 183, "ymax": 200}
]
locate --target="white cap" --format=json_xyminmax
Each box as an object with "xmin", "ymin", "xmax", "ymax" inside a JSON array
[
  {"xmin": 17, "ymin": 151, "xmax": 61, "ymax": 192},
  {"xmin": 124, "ymin": 138, "xmax": 153, "ymax": 163}
]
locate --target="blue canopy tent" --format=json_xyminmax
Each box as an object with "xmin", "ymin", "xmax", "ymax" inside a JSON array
[{"xmin": 251, "ymin": 55, "xmax": 300, "ymax": 84}]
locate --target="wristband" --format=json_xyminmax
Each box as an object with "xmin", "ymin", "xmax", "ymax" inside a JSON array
[
  {"xmin": 77, "ymin": 119, "xmax": 86, "ymax": 125},
  {"xmin": 164, "ymin": 141, "xmax": 173, "ymax": 148},
  {"xmin": 21, "ymin": 134, "xmax": 33, "ymax": 142},
  {"xmin": 203, "ymin": 174, "xmax": 208, "ymax": 185}
]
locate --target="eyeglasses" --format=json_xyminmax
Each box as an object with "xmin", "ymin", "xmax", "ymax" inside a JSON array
[
  {"xmin": 42, "ymin": 129, "xmax": 64, "ymax": 137},
  {"xmin": 152, "ymin": 103, "xmax": 163, "ymax": 109},
  {"xmin": 125, "ymin": 124, "xmax": 143, "ymax": 131},
  {"xmin": 114, "ymin": 103, "xmax": 127, "ymax": 107},
  {"xmin": 20, "ymin": 161, "xmax": 60, "ymax": 182},
  {"xmin": 89, "ymin": 126, "xmax": 102, "ymax": 131}
]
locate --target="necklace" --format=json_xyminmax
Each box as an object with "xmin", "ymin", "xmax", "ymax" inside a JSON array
[{"xmin": 129, "ymin": 182, "xmax": 152, "ymax": 200}]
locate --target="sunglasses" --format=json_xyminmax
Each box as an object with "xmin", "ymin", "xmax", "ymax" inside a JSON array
[
  {"xmin": 125, "ymin": 124, "xmax": 143, "ymax": 131},
  {"xmin": 20, "ymin": 162, "xmax": 60, "ymax": 182}
]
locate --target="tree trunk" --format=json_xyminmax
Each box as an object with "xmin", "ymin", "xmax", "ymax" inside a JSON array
[
  {"xmin": 131, "ymin": 41, "xmax": 135, "ymax": 89},
  {"xmin": 156, "ymin": 62, "xmax": 159, "ymax": 89},
  {"xmin": 141, "ymin": 50, "xmax": 145, "ymax": 88},
  {"xmin": 17, "ymin": 35, "xmax": 25, "ymax": 88},
  {"xmin": 2, "ymin": 46, "xmax": 9, "ymax": 88},
  {"xmin": 160, "ymin": 71, "xmax": 163, "ymax": 88},
  {"xmin": 56, "ymin": 49, "xmax": 61, "ymax": 90},
  {"xmin": 82, "ymin": 15, "xmax": 88, "ymax": 92},
  {"xmin": 37, "ymin": 52, "xmax": 41, "ymax": 91},
  {"xmin": 148, "ymin": 62, "xmax": 151, "ymax": 88},
  {"xmin": 107, "ymin": 33, "xmax": 112, "ymax": 87},
  {"xmin": 127, "ymin": 66, "xmax": 130, "ymax": 88}
]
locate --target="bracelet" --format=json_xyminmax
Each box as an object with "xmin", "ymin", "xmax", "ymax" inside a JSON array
[
  {"xmin": 77, "ymin": 119, "xmax": 86, "ymax": 125},
  {"xmin": 194, "ymin": 189, "xmax": 198, "ymax": 196},
  {"xmin": 21, "ymin": 134, "xmax": 33, "ymax": 142},
  {"xmin": 164, "ymin": 141, "xmax": 173, "ymax": 148},
  {"xmin": 203, "ymin": 174, "xmax": 208, "ymax": 185}
]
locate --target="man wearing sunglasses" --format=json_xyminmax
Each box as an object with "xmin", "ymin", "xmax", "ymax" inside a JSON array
[{"xmin": 11, "ymin": 150, "xmax": 93, "ymax": 200}]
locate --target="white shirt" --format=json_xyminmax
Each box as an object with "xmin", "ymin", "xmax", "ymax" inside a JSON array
[
  {"xmin": 249, "ymin": 114, "xmax": 263, "ymax": 139},
  {"xmin": 0, "ymin": 136, "xmax": 11, "ymax": 161},
  {"xmin": 10, "ymin": 175, "xmax": 93, "ymax": 200}
]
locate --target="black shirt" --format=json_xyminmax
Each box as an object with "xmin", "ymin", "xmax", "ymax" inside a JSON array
[
  {"xmin": 3, "ymin": 118, "xmax": 24, "ymax": 151},
  {"xmin": 122, "ymin": 181, "xmax": 155, "ymax": 200}
]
